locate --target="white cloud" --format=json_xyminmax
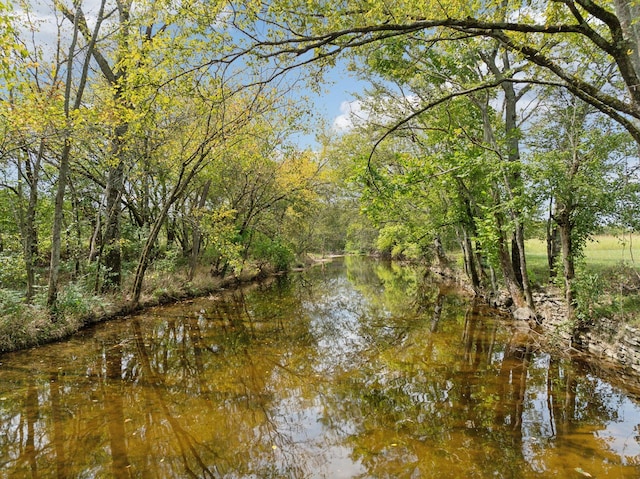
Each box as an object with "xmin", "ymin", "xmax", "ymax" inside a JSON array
[
  {"xmin": 332, "ymin": 99, "xmax": 366, "ymax": 132},
  {"xmin": 332, "ymin": 93, "xmax": 419, "ymax": 133}
]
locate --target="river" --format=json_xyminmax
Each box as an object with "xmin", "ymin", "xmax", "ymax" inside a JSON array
[{"xmin": 1, "ymin": 257, "xmax": 639, "ymax": 478}]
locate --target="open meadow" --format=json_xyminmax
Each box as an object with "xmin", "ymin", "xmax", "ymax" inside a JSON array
[
  {"xmin": 526, "ymin": 234, "xmax": 640, "ymax": 279},
  {"xmin": 526, "ymin": 234, "xmax": 640, "ymax": 323}
]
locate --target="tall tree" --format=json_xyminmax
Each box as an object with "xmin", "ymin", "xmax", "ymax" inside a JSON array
[
  {"xmin": 47, "ymin": 0, "xmax": 105, "ymax": 307},
  {"xmin": 58, "ymin": 0, "xmax": 134, "ymax": 292},
  {"xmin": 527, "ymin": 90, "xmax": 635, "ymax": 317},
  {"xmin": 0, "ymin": 1, "xmax": 45, "ymax": 301}
]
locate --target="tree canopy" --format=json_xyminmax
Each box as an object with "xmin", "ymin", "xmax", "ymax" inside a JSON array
[{"xmin": 0, "ymin": 0, "xmax": 639, "ymax": 349}]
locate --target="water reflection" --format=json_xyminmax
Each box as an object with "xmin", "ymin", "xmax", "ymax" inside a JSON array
[{"xmin": 1, "ymin": 257, "xmax": 640, "ymax": 478}]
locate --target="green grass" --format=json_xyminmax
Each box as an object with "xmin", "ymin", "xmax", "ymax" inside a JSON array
[
  {"xmin": 581, "ymin": 234, "xmax": 640, "ymax": 268},
  {"xmin": 523, "ymin": 239, "xmax": 551, "ymax": 285},
  {"xmin": 526, "ymin": 234, "xmax": 640, "ymax": 281},
  {"xmin": 526, "ymin": 234, "xmax": 640, "ymax": 324}
]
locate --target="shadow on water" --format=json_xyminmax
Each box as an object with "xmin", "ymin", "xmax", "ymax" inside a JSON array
[{"xmin": 1, "ymin": 256, "xmax": 640, "ymax": 478}]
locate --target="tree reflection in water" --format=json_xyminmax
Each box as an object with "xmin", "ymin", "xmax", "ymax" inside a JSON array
[{"xmin": 0, "ymin": 257, "xmax": 639, "ymax": 478}]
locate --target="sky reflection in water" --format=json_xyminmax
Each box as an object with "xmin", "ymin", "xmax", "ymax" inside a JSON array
[{"xmin": 1, "ymin": 257, "xmax": 640, "ymax": 478}]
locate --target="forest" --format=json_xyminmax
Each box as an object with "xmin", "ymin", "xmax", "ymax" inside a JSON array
[{"xmin": 1, "ymin": 0, "xmax": 640, "ymax": 352}]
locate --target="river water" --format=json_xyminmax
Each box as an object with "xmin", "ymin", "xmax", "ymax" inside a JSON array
[{"xmin": 1, "ymin": 257, "xmax": 640, "ymax": 478}]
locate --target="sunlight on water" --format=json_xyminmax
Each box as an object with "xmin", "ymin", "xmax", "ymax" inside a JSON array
[{"xmin": 1, "ymin": 257, "xmax": 640, "ymax": 478}]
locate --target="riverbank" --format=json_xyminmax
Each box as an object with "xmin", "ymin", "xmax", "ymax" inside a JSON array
[
  {"xmin": 0, "ymin": 264, "xmax": 285, "ymax": 354},
  {"xmin": 432, "ymin": 252, "xmax": 640, "ymax": 385},
  {"xmin": 492, "ymin": 283, "xmax": 640, "ymax": 399},
  {"xmin": 4, "ymin": 252, "xmax": 640, "ymax": 387}
]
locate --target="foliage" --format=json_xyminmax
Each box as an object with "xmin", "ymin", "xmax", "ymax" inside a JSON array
[
  {"xmin": 376, "ymin": 224, "xmax": 425, "ymax": 260},
  {"xmin": 345, "ymin": 215, "xmax": 379, "ymax": 254},
  {"xmin": 573, "ymin": 267, "xmax": 604, "ymax": 323},
  {"xmin": 0, "ymin": 253, "xmax": 27, "ymax": 287},
  {"xmin": 200, "ymin": 207, "xmax": 245, "ymax": 275},
  {"xmin": 0, "ymin": 288, "xmax": 26, "ymax": 317},
  {"xmin": 52, "ymin": 283, "xmax": 97, "ymax": 318},
  {"xmin": 250, "ymin": 232, "xmax": 295, "ymax": 272}
]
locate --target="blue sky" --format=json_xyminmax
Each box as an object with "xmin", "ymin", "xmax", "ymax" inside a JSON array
[
  {"xmin": 291, "ymin": 63, "xmax": 369, "ymax": 149},
  {"xmin": 12, "ymin": 0, "xmax": 367, "ymax": 150}
]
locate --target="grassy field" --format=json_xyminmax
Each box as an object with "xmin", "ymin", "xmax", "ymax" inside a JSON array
[
  {"xmin": 524, "ymin": 234, "xmax": 640, "ymax": 324},
  {"xmin": 526, "ymin": 234, "xmax": 640, "ymax": 281}
]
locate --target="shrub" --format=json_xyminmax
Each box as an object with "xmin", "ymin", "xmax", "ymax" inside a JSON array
[
  {"xmin": 0, "ymin": 288, "xmax": 26, "ymax": 317},
  {"xmin": 251, "ymin": 233, "xmax": 295, "ymax": 272},
  {"xmin": 0, "ymin": 253, "xmax": 26, "ymax": 288},
  {"xmin": 574, "ymin": 269, "xmax": 603, "ymax": 323}
]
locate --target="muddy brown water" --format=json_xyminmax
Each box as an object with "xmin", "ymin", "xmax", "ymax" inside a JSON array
[{"xmin": 1, "ymin": 257, "xmax": 640, "ymax": 478}]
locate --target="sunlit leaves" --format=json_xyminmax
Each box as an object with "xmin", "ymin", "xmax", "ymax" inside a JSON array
[{"xmin": 0, "ymin": 1, "xmax": 29, "ymax": 89}]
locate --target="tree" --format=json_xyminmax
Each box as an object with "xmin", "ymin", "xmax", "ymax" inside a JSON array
[
  {"xmin": 47, "ymin": 0, "xmax": 105, "ymax": 307},
  {"xmin": 527, "ymin": 90, "xmax": 636, "ymax": 316},
  {"xmin": 0, "ymin": 1, "xmax": 46, "ymax": 301},
  {"xmin": 232, "ymin": 0, "xmax": 640, "ymax": 145}
]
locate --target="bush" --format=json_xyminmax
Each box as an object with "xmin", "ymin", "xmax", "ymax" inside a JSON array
[
  {"xmin": 251, "ymin": 233, "xmax": 294, "ymax": 272},
  {"xmin": 0, "ymin": 288, "xmax": 26, "ymax": 317},
  {"xmin": 0, "ymin": 253, "xmax": 26, "ymax": 288},
  {"xmin": 50, "ymin": 283, "xmax": 105, "ymax": 320},
  {"xmin": 56, "ymin": 283, "xmax": 91, "ymax": 316},
  {"xmin": 574, "ymin": 271, "xmax": 603, "ymax": 322},
  {"xmin": 153, "ymin": 247, "xmax": 181, "ymax": 273}
]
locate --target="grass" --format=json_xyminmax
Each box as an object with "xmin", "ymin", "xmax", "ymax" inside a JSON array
[
  {"xmin": 0, "ymin": 263, "xmax": 267, "ymax": 354},
  {"xmin": 581, "ymin": 234, "xmax": 640, "ymax": 267},
  {"xmin": 526, "ymin": 234, "xmax": 640, "ymax": 325},
  {"xmin": 526, "ymin": 234, "xmax": 640, "ymax": 282}
]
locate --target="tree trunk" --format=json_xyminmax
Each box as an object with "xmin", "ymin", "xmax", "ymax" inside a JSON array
[
  {"xmin": 557, "ymin": 214, "xmax": 576, "ymax": 318},
  {"xmin": 189, "ymin": 180, "xmax": 211, "ymax": 281},
  {"xmin": 131, "ymin": 215, "xmax": 163, "ymax": 304},
  {"xmin": 547, "ymin": 219, "xmax": 561, "ymax": 281},
  {"xmin": 495, "ymin": 208, "xmax": 527, "ymax": 309},
  {"xmin": 455, "ymin": 179, "xmax": 486, "ymax": 289},
  {"xmin": 89, "ymin": 209, "xmax": 102, "ymax": 263},
  {"xmin": 483, "ymin": 47, "xmax": 535, "ymax": 310},
  {"xmin": 614, "ymin": 0, "xmax": 640, "ymax": 79},
  {"xmin": 25, "ymin": 164, "xmax": 40, "ymax": 261},
  {"xmin": 48, "ymin": 5, "xmax": 81, "ymax": 308},
  {"xmin": 511, "ymin": 234, "xmax": 523, "ymax": 288},
  {"xmin": 502, "ymin": 58, "xmax": 534, "ymax": 309},
  {"xmin": 18, "ymin": 145, "xmax": 42, "ymax": 303},
  {"xmin": 100, "ymin": 131, "xmax": 126, "ymax": 292},
  {"xmin": 47, "ymin": 140, "xmax": 72, "ymax": 308},
  {"xmin": 58, "ymin": 0, "xmax": 128, "ymax": 293},
  {"xmin": 48, "ymin": 0, "xmax": 103, "ymax": 308},
  {"xmin": 460, "ymin": 228, "xmax": 480, "ymax": 290},
  {"xmin": 546, "ymin": 197, "xmax": 562, "ymax": 281},
  {"xmin": 513, "ymin": 221, "xmax": 534, "ymax": 307}
]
